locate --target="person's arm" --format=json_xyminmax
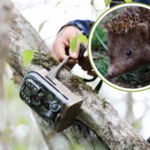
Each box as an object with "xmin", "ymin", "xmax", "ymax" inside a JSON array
[
  {"xmin": 58, "ymin": 20, "xmax": 94, "ymax": 37},
  {"xmin": 133, "ymin": 0, "xmax": 150, "ymax": 4}
]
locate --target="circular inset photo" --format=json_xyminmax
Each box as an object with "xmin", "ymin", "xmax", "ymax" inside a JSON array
[{"xmin": 88, "ymin": 3, "xmax": 150, "ymax": 92}]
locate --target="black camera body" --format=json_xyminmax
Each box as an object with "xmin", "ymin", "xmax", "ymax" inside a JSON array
[{"xmin": 19, "ymin": 71, "xmax": 83, "ymax": 132}]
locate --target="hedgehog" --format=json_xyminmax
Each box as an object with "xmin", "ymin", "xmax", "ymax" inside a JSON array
[
  {"xmin": 104, "ymin": 7, "xmax": 150, "ymax": 34},
  {"xmin": 102, "ymin": 6, "xmax": 150, "ymax": 78}
]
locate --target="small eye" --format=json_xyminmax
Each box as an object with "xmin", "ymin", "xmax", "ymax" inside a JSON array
[{"xmin": 126, "ymin": 49, "xmax": 132, "ymax": 56}]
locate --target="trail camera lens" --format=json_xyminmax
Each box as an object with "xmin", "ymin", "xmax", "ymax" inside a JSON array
[{"xmin": 50, "ymin": 102, "xmax": 60, "ymax": 112}]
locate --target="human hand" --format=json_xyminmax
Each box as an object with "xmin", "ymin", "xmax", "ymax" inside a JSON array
[
  {"xmin": 51, "ymin": 25, "xmax": 96, "ymax": 76},
  {"xmin": 51, "ymin": 26, "xmax": 82, "ymax": 64}
]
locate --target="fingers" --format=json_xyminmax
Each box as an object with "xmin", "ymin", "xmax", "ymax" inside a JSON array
[
  {"xmin": 51, "ymin": 38, "xmax": 68, "ymax": 62},
  {"xmin": 51, "ymin": 26, "xmax": 82, "ymax": 62}
]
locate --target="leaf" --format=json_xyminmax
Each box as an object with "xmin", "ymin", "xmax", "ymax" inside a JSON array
[
  {"xmin": 91, "ymin": 26, "xmax": 107, "ymax": 53},
  {"xmin": 38, "ymin": 20, "xmax": 48, "ymax": 33},
  {"xmin": 16, "ymin": 117, "xmax": 30, "ymax": 125},
  {"xmin": 105, "ymin": 0, "xmax": 112, "ymax": 6},
  {"xmin": 78, "ymin": 34, "xmax": 88, "ymax": 44},
  {"xmin": 13, "ymin": 145, "xmax": 26, "ymax": 150},
  {"xmin": 70, "ymin": 34, "xmax": 87, "ymax": 52},
  {"xmin": 55, "ymin": 1, "xmax": 62, "ymax": 7},
  {"xmin": 70, "ymin": 36, "xmax": 78, "ymax": 52},
  {"xmin": 124, "ymin": 0, "xmax": 132, "ymax": 2},
  {"xmin": 22, "ymin": 50, "xmax": 34, "ymax": 66},
  {"xmin": 6, "ymin": 80, "xmax": 19, "ymax": 100},
  {"xmin": 95, "ymin": 27, "xmax": 107, "ymax": 41}
]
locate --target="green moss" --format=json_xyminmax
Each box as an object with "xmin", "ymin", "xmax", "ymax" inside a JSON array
[
  {"xmin": 32, "ymin": 52, "xmax": 57, "ymax": 69},
  {"xmin": 70, "ymin": 76, "xmax": 92, "ymax": 91},
  {"xmin": 101, "ymin": 98, "xmax": 109, "ymax": 109}
]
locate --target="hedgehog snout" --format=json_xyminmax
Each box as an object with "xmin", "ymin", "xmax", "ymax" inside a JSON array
[{"xmin": 105, "ymin": 65, "xmax": 118, "ymax": 79}]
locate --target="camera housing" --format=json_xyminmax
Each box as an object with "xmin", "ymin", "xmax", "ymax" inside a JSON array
[{"xmin": 19, "ymin": 71, "xmax": 83, "ymax": 132}]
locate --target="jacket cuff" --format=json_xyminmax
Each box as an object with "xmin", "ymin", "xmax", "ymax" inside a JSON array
[{"xmin": 58, "ymin": 20, "xmax": 94, "ymax": 37}]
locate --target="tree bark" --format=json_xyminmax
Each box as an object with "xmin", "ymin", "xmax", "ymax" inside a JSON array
[
  {"xmin": 6, "ymin": 0, "xmax": 150, "ymax": 149},
  {"xmin": 0, "ymin": 0, "xmax": 13, "ymax": 99}
]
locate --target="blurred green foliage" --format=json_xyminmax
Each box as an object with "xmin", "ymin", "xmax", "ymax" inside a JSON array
[
  {"xmin": 92, "ymin": 25, "xmax": 109, "ymax": 77},
  {"xmin": 92, "ymin": 26, "xmax": 107, "ymax": 52},
  {"xmin": 104, "ymin": 0, "xmax": 112, "ymax": 6},
  {"xmin": 133, "ymin": 121, "xmax": 142, "ymax": 130},
  {"xmin": 118, "ymin": 66, "xmax": 150, "ymax": 87},
  {"xmin": 38, "ymin": 20, "xmax": 48, "ymax": 33},
  {"xmin": 6, "ymin": 80, "xmax": 19, "ymax": 100},
  {"xmin": 125, "ymin": 0, "xmax": 132, "ymax": 2},
  {"xmin": 94, "ymin": 57, "xmax": 108, "ymax": 76}
]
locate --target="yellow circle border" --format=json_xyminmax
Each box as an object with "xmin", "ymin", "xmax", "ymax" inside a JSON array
[{"xmin": 88, "ymin": 2, "xmax": 150, "ymax": 92}]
